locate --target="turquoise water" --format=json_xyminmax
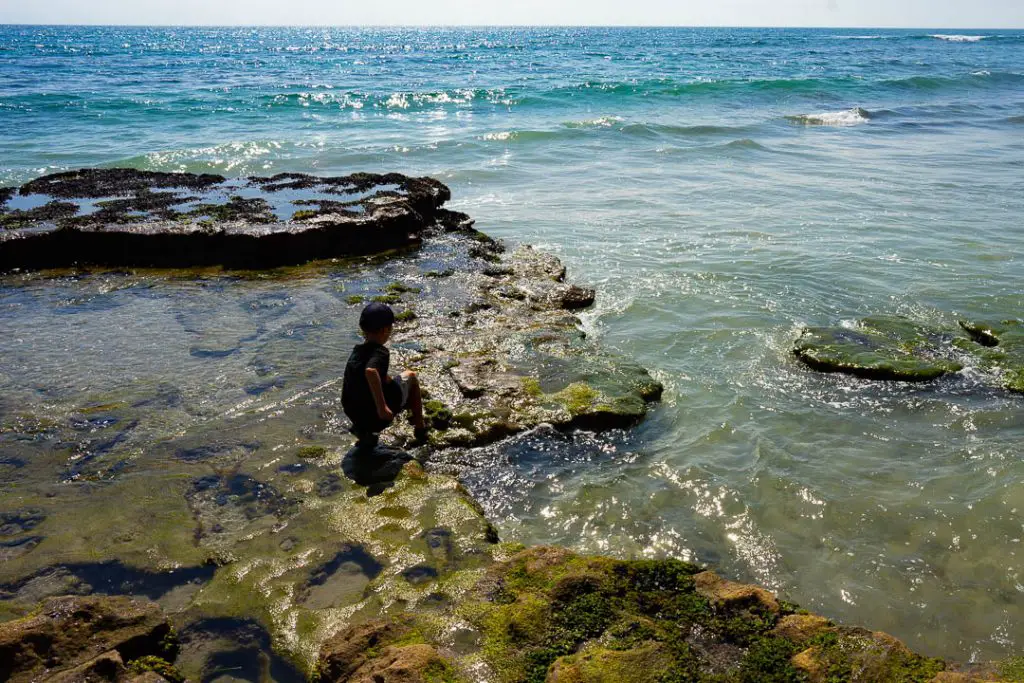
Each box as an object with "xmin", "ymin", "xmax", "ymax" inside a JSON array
[{"xmin": 2, "ymin": 26, "xmax": 1024, "ymax": 661}]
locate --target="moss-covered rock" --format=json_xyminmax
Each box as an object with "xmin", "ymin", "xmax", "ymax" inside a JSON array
[
  {"xmin": 0, "ymin": 595, "xmax": 176, "ymax": 683},
  {"xmin": 127, "ymin": 655, "xmax": 185, "ymax": 683},
  {"xmin": 957, "ymin": 319, "xmax": 1024, "ymax": 393},
  {"xmin": 791, "ymin": 628, "xmax": 945, "ymax": 683},
  {"xmin": 794, "ymin": 317, "xmax": 963, "ymax": 382},
  {"xmin": 314, "ymin": 546, "xmax": 1006, "ymax": 683}
]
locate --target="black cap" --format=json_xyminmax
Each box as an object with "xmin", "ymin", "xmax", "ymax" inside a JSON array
[{"xmin": 359, "ymin": 302, "xmax": 395, "ymax": 331}]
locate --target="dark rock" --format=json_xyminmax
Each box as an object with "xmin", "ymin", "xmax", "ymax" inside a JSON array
[
  {"xmin": 0, "ymin": 509, "xmax": 46, "ymax": 536},
  {"xmin": 549, "ymin": 284, "xmax": 596, "ymax": 310},
  {"xmin": 0, "ymin": 595, "xmax": 174, "ymax": 683},
  {"xmin": 19, "ymin": 168, "xmax": 224, "ymax": 199},
  {"xmin": 0, "ymin": 169, "xmax": 452, "ymax": 270}
]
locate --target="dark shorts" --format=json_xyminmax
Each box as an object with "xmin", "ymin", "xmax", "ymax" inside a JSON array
[{"xmin": 353, "ymin": 374, "xmax": 411, "ymax": 435}]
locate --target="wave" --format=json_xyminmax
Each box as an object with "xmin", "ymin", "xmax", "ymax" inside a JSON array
[
  {"xmin": 929, "ymin": 34, "xmax": 989, "ymax": 43},
  {"xmin": 4, "ymin": 72, "xmax": 1023, "ymax": 121},
  {"xmin": 786, "ymin": 108, "xmax": 872, "ymax": 126}
]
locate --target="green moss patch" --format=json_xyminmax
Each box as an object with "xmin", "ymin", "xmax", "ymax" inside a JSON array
[
  {"xmin": 386, "ymin": 281, "xmax": 423, "ymax": 294},
  {"xmin": 793, "ymin": 629, "xmax": 945, "ymax": 683},
  {"xmin": 128, "ymin": 656, "xmax": 185, "ymax": 683},
  {"xmin": 794, "ymin": 317, "xmax": 962, "ymax": 382},
  {"xmin": 457, "ymin": 548, "xmax": 805, "ymax": 683},
  {"xmin": 396, "ymin": 309, "xmax": 418, "ymax": 323}
]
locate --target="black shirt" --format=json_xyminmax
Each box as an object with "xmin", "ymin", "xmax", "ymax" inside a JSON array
[{"xmin": 342, "ymin": 341, "xmax": 392, "ymax": 428}]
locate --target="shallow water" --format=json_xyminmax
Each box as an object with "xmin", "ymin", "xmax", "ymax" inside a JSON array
[{"xmin": 1, "ymin": 26, "xmax": 1023, "ymax": 662}]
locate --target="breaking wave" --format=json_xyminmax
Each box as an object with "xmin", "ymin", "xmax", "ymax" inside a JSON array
[{"xmin": 786, "ymin": 108, "xmax": 872, "ymax": 126}]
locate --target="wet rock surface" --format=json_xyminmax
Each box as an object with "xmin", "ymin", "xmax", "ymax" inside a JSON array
[
  {"xmin": 0, "ymin": 169, "xmax": 453, "ymax": 270},
  {"xmin": 793, "ymin": 316, "xmax": 963, "ymax": 382},
  {"xmin": 311, "ymin": 545, "xmax": 1008, "ymax": 683},
  {"xmin": 794, "ymin": 315, "xmax": 1024, "ymax": 392},
  {"xmin": 0, "ymin": 595, "xmax": 178, "ymax": 683}
]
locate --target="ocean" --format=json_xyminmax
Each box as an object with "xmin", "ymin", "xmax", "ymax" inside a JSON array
[{"xmin": 1, "ymin": 26, "xmax": 1023, "ymax": 661}]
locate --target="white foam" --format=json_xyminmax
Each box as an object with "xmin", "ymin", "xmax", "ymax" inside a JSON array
[
  {"xmin": 788, "ymin": 108, "xmax": 871, "ymax": 127},
  {"xmin": 567, "ymin": 115, "xmax": 625, "ymax": 128},
  {"xmin": 481, "ymin": 131, "xmax": 516, "ymax": 141},
  {"xmin": 930, "ymin": 34, "xmax": 987, "ymax": 42}
]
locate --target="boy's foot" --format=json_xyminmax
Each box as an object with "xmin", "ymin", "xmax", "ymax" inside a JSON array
[{"xmin": 412, "ymin": 426, "xmax": 429, "ymax": 445}]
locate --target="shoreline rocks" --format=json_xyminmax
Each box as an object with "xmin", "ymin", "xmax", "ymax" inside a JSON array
[
  {"xmin": 310, "ymin": 542, "xmax": 1011, "ymax": 683},
  {"xmin": 0, "ymin": 170, "xmax": 1019, "ymax": 681}
]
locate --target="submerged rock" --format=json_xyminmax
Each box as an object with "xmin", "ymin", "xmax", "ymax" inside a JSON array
[
  {"xmin": 957, "ymin": 319, "xmax": 1024, "ymax": 393},
  {"xmin": 0, "ymin": 169, "xmax": 453, "ymax": 270},
  {"xmin": 794, "ymin": 315, "xmax": 1024, "ymax": 394},
  {"xmin": 793, "ymin": 316, "xmax": 963, "ymax": 382}
]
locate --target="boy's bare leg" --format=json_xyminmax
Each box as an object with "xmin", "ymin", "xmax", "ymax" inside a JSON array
[{"xmin": 402, "ymin": 371, "xmax": 426, "ymax": 430}]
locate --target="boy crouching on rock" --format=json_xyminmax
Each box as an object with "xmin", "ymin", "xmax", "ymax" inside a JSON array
[{"xmin": 342, "ymin": 302, "xmax": 428, "ymax": 447}]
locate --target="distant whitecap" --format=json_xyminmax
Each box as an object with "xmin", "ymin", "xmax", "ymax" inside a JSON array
[{"xmin": 930, "ymin": 34, "xmax": 988, "ymax": 42}]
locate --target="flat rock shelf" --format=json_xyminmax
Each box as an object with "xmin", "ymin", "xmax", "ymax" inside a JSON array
[{"xmin": 0, "ymin": 169, "xmax": 460, "ymax": 270}]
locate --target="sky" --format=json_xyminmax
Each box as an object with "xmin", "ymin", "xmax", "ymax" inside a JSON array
[{"xmin": 0, "ymin": 0, "xmax": 1021, "ymax": 28}]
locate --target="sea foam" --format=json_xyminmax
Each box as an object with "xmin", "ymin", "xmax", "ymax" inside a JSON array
[
  {"xmin": 787, "ymin": 108, "xmax": 871, "ymax": 126},
  {"xmin": 930, "ymin": 34, "xmax": 988, "ymax": 42}
]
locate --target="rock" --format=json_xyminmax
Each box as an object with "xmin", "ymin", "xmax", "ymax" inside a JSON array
[
  {"xmin": 547, "ymin": 643, "xmax": 675, "ymax": 683},
  {"xmin": 928, "ymin": 674, "xmax": 992, "ymax": 683},
  {"xmin": 127, "ymin": 673, "xmax": 172, "ymax": 683},
  {"xmin": 345, "ymin": 644, "xmax": 453, "ymax": 683},
  {"xmin": 957, "ymin": 319, "xmax": 1024, "ymax": 393},
  {"xmin": 546, "ymin": 284, "xmax": 596, "ymax": 311},
  {"xmin": 790, "ymin": 627, "xmax": 945, "ymax": 683},
  {"xmin": 45, "ymin": 651, "xmax": 126, "ymax": 683},
  {"xmin": 771, "ymin": 614, "xmax": 834, "ymax": 644},
  {"xmin": 318, "ymin": 619, "xmax": 412, "ymax": 682},
  {"xmin": 0, "ymin": 169, "xmax": 454, "ymax": 270},
  {"xmin": 0, "ymin": 595, "xmax": 174, "ymax": 683},
  {"xmin": 793, "ymin": 316, "xmax": 963, "ymax": 382},
  {"xmin": 693, "ymin": 570, "xmax": 780, "ymax": 613}
]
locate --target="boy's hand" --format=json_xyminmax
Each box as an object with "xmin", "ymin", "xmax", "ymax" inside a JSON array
[{"xmin": 378, "ymin": 406, "xmax": 394, "ymax": 423}]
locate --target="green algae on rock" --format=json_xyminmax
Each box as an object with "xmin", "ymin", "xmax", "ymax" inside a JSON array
[
  {"xmin": 958, "ymin": 319, "xmax": 1024, "ymax": 393},
  {"xmin": 793, "ymin": 316, "xmax": 963, "ymax": 382},
  {"xmin": 311, "ymin": 545, "xmax": 1001, "ymax": 683},
  {"xmin": 0, "ymin": 595, "xmax": 178, "ymax": 683}
]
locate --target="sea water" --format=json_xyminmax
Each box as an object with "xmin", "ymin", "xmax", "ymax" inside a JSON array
[{"xmin": 1, "ymin": 26, "xmax": 1023, "ymax": 661}]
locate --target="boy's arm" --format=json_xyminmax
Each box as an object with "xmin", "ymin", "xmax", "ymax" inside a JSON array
[{"xmin": 365, "ymin": 368, "xmax": 393, "ymax": 421}]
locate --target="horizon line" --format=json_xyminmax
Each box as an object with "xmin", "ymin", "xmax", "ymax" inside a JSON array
[{"xmin": 1, "ymin": 23, "xmax": 1022, "ymax": 30}]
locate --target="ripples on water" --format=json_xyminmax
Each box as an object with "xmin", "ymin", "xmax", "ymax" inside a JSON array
[{"xmin": 1, "ymin": 26, "xmax": 1023, "ymax": 661}]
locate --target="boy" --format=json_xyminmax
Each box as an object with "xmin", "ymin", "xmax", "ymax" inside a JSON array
[{"xmin": 342, "ymin": 302, "xmax": 428, "ymax": 446}]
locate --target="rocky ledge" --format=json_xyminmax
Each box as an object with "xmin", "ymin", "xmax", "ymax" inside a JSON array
[{"xmin": 0, "ymin": 169, "xmax": 459, "ymax": 270}]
